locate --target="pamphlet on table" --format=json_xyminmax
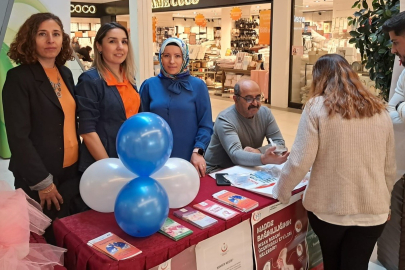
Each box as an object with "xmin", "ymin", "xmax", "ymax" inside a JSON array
[
  {"xmin": 87, "ymin": 232, "xmax": 142, "ymax": 260},
  {"xmin": 193, "ymin": 199, "xmax": 239, "ymax": 220},
  {"xmin": 159, "ymin": 218, "xmax": 193, "ymax": 241},
  {"xmin": 173, "ymin": 207, "xmax": 218, "ymax": 229},
  {"xmin": 212, "ymin": 190, "xmax": 258, "ymax": 212},
  {"xmin": 209, "ymin": 164, "xmax": 309, "ymax": 198}
]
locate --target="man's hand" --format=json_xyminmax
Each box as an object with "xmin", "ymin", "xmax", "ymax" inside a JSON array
[
  {"xmin": 38, "ymin": 183, "xmax": 63, "ymax": 211},
  {"xmin": 244, "ymin": 146, "xmax": 261, "ymax": 153},
  {"xmin": 191, "ymin": 153, "xmax": 206, "ymax": 178},
  {"xmin": 260, "ymin": 146, "xmax": 289, "ymax": 165}
]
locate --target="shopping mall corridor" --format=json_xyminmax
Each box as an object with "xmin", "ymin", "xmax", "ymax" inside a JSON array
[{"xmin": 0, "ymin": 94, "xmax": 387, "ymax": 269}]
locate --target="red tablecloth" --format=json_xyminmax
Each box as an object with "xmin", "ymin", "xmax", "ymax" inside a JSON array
[{"xmin": 54, "ymin": 176, "xmax": 304, "ymax": 270}]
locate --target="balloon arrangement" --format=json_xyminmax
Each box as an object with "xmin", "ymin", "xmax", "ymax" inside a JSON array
[{"xmin": 79, "ymin": 113, "xmax": 200, "ymax": 237}]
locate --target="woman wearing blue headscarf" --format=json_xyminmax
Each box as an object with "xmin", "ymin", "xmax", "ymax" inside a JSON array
[{"xmin": 140, "ymin": 38, "xmax": 213, "ymax": 177}]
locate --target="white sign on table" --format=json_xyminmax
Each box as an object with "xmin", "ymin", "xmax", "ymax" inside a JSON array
[{"xmin": 195, "ymin": 220, "xmax": 253, "ymax": 270}]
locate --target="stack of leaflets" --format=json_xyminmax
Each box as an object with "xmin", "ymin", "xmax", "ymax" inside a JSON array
[
  {"xmin": 209, "ymin": 164, "xmax": 309, "ymax": 198},
  {"xmin": 159, "ymin": 218, "xmax": 193, "ymax": 241},
  {"xmin": 193, "ymin": 199, "xmax": 239, "ymax": 220},
  {"xmin": 173, "ymin": 207, "xmax": 218, "ymax": 229},
  {"xmin": 213, "ymin": 190, "xmax": 258, "ymax": 212},
  {"xmin": 87, "ymin": 232, "xmax": 142, "ymax": 260}
]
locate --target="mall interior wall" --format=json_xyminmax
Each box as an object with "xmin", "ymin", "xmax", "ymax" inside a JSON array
[{"xmin": 270, "ymin": 0, "xmax": 292, "ymax": 108}]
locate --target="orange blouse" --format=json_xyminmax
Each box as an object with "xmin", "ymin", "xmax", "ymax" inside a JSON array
[
  {"xmin": 104, "ymin": 70, "xmax": 140, "ymax": 119},
  {"xmin": 44, "ymin": 67, "xmax": 78, "ymax": 168}
]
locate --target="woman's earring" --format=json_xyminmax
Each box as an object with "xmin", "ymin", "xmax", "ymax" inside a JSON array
[{"xmin": 99, "ymin": 51, "xmax": 102, "ymax": 55}]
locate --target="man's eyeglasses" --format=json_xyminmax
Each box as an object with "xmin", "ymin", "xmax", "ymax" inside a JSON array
[{"xmin": 235, "ymin": 94, "xmax": 262, "ymax": 104}]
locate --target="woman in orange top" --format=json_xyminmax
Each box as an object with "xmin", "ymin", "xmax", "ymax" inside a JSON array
[
  {"xmin": 75, "ymin": 22, "xmax": 140, "ymax": 172},
  {"xmin": 3, "ymin": 13, "xmax": 86, "ymax": 242}
]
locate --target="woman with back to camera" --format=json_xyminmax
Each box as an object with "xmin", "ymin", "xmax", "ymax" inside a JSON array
[
  {"xmin": 3, "ymin": 13, "xmax": 85, "ymax": 242},
  {"xmin": 273, "ymin": 54, "xmax": 396, "ymax": 270},
  {"xmin": 75, "ymin": 22, "xmax": 140, "ymax": 173},
  {"xmin": 140, "ymin": 37, "xmax": 213, "ymax": 177}
]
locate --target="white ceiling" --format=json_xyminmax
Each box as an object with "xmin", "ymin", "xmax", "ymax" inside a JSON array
[{"xmin": 300, "ymin": 0, "xmax": 334, "ymax": 11}]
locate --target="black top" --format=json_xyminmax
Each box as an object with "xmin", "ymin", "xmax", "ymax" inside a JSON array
[{"xmin": 2, "ymin": 62, "xmax": 79, "ymax": 186}]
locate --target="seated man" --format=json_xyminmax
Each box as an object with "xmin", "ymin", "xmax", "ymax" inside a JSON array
[{"xmin": 205, "ymin": 79, "xmax": 289, "ymax": 172}]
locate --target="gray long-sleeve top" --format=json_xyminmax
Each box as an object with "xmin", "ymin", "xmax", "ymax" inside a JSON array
[{"xmin": 205, "ymin": 105, "xmax": 285, "ymax": 169}]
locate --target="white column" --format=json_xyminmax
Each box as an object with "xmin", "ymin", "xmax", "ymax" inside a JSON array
[
  {"xmin": 129, "ymin": 0, "xmax": 154, "ymax": 85},
  {"xmin": 221, "ymin": 7, "xmax": 232, "ymax": 58},
  {"xmin": 270, "ymin": 0, "xmax": 292, "ymax": 108}
]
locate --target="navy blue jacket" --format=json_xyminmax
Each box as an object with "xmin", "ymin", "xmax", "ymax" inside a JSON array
[{"xmin": 75, "ymin": 68, "xmax": 138, "ymax": 172}]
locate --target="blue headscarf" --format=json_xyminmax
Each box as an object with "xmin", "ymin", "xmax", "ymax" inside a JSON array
[{"xmin": 159, "ymin": 37, "xmax": 190, "ymax": 79}]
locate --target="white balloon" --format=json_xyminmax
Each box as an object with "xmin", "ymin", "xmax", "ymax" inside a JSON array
[
  {"xmin": 151, "ymin": 158, "xmax": 200, "ymax": 209},
  {"xmin": 79, "ymin": 158, "xmax": 137, "ymax": 213}
]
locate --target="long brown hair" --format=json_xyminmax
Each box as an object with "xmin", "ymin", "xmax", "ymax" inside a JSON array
[
  {"xmin": 7, "ymin": 13, "xmax": 73, "ymax": 66},
  {"xmin": 308, "ymin": 54, "xmax": 385, "ymax": 119},
  {"xmin": 92, "ymin": 22, "xmax": 136, "ymax": 85}
]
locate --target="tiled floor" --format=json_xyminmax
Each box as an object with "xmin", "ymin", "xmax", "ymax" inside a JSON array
[{"xmin": 0, "ymin": 94, "xmax": 387, "ymax": 269}]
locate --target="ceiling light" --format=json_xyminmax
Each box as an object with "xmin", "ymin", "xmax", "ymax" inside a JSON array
[
  {"xmin": 256, "ymin": 6, "xmax": 260, "ymax": 8},
  {"xmin": 193, "ymin": 12, "xmax": 196, "ymax": 14},
  {"xmin": 306, "ymin": 5, "xmax": 309, "ymax": 7}
]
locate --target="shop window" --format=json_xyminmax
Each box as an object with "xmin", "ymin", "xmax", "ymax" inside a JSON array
[{"xmin": 288, "ymin": 1, "xmax": 369, "ymax": 108}]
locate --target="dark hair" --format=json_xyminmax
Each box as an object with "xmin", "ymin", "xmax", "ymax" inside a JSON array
[
  {"xmin": 7, "ymin": 13, "xmax": 73, "ymax": 65},
  {"xmin": 85, "ymin": 46, "xmax": 92, "ymax": 51},
  {"xmin": 308, "ymin": 54, "xmax": 385, "ymax": 119},
  {"xmin": 382, "ymin": 11, "xmax": 405, "ymax": 36},
  {"xmin": 166, "ymin": 42, "xmax": 180, "ymax": 47}
]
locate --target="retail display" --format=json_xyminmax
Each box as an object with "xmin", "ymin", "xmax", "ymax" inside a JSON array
[
  {"xmin": 231, "ymin": 18, "xmax": 259, "ymax": 53},
  {"xmin": 290, "ymin": 13, "xmax": 373, "ymax": 104}
]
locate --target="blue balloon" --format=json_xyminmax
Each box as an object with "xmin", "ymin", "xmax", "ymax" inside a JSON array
[
  {"xmin": 116, "ymin": 112, "xmax": 173, "ymax": 176},
  {"xmin": 114, "ymin": 176, "xmax": 169, "ymax": 237}
]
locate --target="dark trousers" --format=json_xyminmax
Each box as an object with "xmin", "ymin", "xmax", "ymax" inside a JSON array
[
  {"xmin": 307, "ymin": 211, "xmax": 386, "ymax": 270},
  {"xmin": 14, "ymin": 163, "xmax": 89, "ymax": 244}
]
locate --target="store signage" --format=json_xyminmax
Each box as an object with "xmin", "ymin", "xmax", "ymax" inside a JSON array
[
  {"xmin": 259, "ymin": 10, "xmax": 271, "ymax": 45},
  {"xmin": 195, "ymin": 14, "xmax": 206, "ymax": 26},
  {"xmin": 152, "ymin": 0, "xmax": 199, "ymax": 9},
  {"xmin": 294, "ymin": 16, "xmax": 306, "ymax": 23},
  {"xmin": 230, "ymin": 7, "xmax": 242, "ymax": 20},
  {"xmin": 70, "ymin": 4, "xmax": 96, "ymax": 14}
]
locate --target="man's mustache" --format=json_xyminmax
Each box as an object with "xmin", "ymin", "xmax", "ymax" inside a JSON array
[{"xmin": 248, "ymin": 105, "xmax": 260, "ymax": 110}]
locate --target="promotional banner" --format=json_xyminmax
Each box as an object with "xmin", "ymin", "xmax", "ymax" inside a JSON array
[
  {"xmin": 0, "ymin": 0, "xmax": 70, "ymax": 158},
  {"xmin": 195, "ymin": 220, "xmax": 253, "ymax": 270},
  {"xmin": 149, "ymin": 245, "xmax": 197, "ymax": 270},
  {"xmin": 230, "ymin": 7, "xmax": 242, "ymax": 21},
  {"xmin": 251, "ymin": 192, "xmax": 308, "ymax": 270},
  {"xmin": 306, "ymin": 223, "xmax": 323, "ymax": 270},
  {"xmin": 195, "ymin": 14, "xmax": 205, "ymax": 26},
  {"xmin": 259, "ymin": 10, "xmax": 271, "ymax": 45}
]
